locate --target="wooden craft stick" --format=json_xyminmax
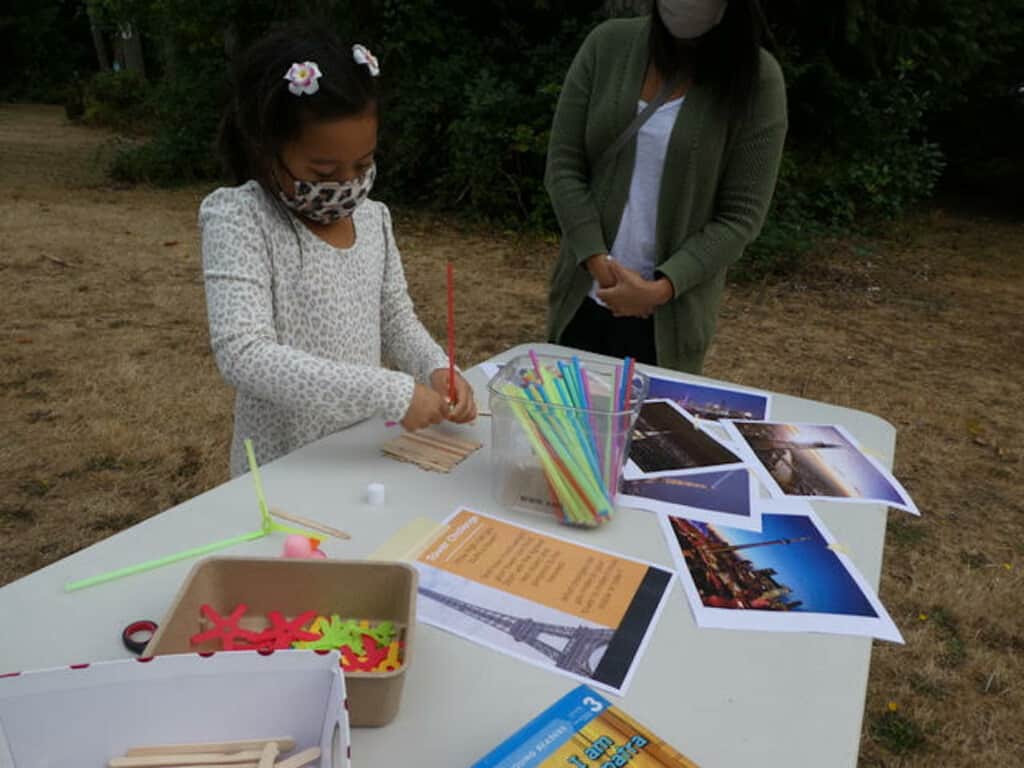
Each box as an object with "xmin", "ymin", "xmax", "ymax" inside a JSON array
[
  {"xmin": 400, "ymin": 431, "xmax": 479, "ymax": 456},
  {"xmin": 126, "ymin": 740, "xmax": 296, "ymax": 757},
  {"xmin": 270, "ymin": 507, "xmax": 351, "ymax": 540},
  {"xmin": 386, "ymin": 453, "xmax": 452, "ymax": 473},
  {"xmin": 405, "ymin": 428, "xmax": 482, "ymax": 452},
  {"xmin": 274, "ymin": 747, "xmax": 321, "ymax": 768},
  {"xmin": 382, "ymin": 428, "xmax": 482, "ymax": 473},
  {"xmin": 386, "ymin": 431, "xmax": 482, "ymax": 456},
  {"xmin": 257, "ymin": 743, "xmax": 278, "ymax": 768},
  {"xmin": 110, "ymin": 751, "xmax": 262, "ymax": 767}
]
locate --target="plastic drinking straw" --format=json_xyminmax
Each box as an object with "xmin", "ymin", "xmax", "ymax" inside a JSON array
[
  {"xmin": 523, "ymin": 384, "xmax": 607, "ymax": 509},
  {"xmin": 610, "ymin": 357, "xmax": 638, "ymax": 494},
  {"xmin": 64, "ymin": 530, "xmax": 267, "ymax": 593},
  {"xmin": 605, "ymin": 364, "xmax": 621, "ymax": 490},
  {"xmin": 618, "ymin": 356, "xmax": 633, "ymax": 411},
  {"xmin": 557, "ymin": 361, "xmax": 582, "ymax": 408},
  {"xmin": 446, "ymin": 262, "xmax": 457, "ymax": 406},
  {"xmin": 539, "ymin": 369, "xmax": 603, "ymax": 486},
  {"xmin": 245, "ymin": 438, "xmax": 271, "ymax": 522},
  {"xmin": 64, "ymin": 440, "xmax": 322, "ymax": 592},
  {"xmin": 505, "ymin": 388, "xmax": 593, "ymax": 523},
  {"xmin": 575, "ymin": 358, "xmax": 603, "ymax": 482},
  {"xmin": 529, "ymin": 349, "xmax": 543, "ymax": 381},
  {"xmin": 520, "ymin": 380, "xmax": 610, "ymax": 520},
  {"xmin": 624, "ymin": 357, "xmax": 637, "ymax": 409},
  {"xmin": 246, "ymin": 439, "xmax": 320, "ymax": 539},
  {"xmin": 551, "ymin": 374, "xmax": 605, "ymax": 493}
]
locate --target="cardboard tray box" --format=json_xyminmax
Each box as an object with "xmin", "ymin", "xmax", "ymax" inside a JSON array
[
  {"xmin": 144, "ymin": 557, "xmax": 417, "ymax": 728},
  {"xmin": 0, "ymin": 650, "xmax": 348, "ymax": 768}
]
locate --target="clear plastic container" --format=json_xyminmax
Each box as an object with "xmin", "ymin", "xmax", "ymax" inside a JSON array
[{"xmin": 488, "ymin": 354, "xmax": 649, "ymax": 528}]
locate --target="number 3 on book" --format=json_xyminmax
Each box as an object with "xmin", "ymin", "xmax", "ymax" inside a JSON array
[{"xmin": 582, "ymin": 696, "xmax": 604, "ymax": 713}]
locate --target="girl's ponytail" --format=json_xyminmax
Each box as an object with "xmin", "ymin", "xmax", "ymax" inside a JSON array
[{"xmin": 217, "ymin": 99, "xmax": 251, "ymax": 185}]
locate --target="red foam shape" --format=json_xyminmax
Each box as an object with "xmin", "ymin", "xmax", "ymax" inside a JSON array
[
  {"xmin": 248, "ymin": 610, "xmax": 321, "ymax": 651},
  {"xmin": 339, "ymin": 635, "xmax": 389, "ymax": 672},
  {"xmin": 189, "ymin": 604, "xmax": 264, "ymax": 651}
]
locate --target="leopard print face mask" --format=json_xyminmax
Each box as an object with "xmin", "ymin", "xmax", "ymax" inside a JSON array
[{"xmin": 278, "ymin": 163, "xmax": 376, "ymax": 224}]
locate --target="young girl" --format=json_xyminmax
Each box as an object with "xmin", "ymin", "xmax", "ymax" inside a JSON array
[{"xmin": 201, "ymin": 25, "xmax": 476, "ymax": 477}]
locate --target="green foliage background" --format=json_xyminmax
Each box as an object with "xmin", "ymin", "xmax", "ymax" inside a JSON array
[{"xmin": 3, "ymin": 0, "xmax": 1022, "ymax": 278}]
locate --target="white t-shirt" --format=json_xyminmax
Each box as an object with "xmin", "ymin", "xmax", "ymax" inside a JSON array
[{"xmin": 591, "ymin": 96, "xmax": 684, "ymax": 305}]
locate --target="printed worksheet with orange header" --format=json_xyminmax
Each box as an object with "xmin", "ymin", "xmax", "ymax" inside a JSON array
[{"xmin": 414, "ymin": 509, "xmax": 674, "ymax": 694}]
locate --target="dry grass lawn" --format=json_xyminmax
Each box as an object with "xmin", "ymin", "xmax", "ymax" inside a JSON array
[{"xmin": 1, "ymin": 104, "xmax": 1021, "ymax": 765}]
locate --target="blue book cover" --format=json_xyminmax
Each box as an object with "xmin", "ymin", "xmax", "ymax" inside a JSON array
[{"xmin": 470, "ymin": 685, "xmax": 698, "ymax": 768}]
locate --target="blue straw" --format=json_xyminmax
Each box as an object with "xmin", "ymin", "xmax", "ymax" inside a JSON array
[
  {"xmin": 571, "ymin": 357, "xmax": 589, "ymax": 408},
  {"xmin": 618, "ymin": 356, "xmax": 632, "ymax": 411}
]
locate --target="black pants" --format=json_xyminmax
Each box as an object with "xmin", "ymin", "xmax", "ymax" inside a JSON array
[{"xmin": 559, "ymin": 298, "xmax": 657, "ymax": 365}]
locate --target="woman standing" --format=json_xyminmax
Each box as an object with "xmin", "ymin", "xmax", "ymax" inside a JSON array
[{"xmin": 545, "ymin": 0, "xmax": 787, "ymax": 372}]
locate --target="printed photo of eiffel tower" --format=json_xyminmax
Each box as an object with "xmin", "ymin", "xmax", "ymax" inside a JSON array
[
  {"xmin": 724, "ymin": 421, "xmax": 916, "ymax": 513},
  {"xmin": 419, "ymin": 587, "xmax": 615, "ymax": 678}
]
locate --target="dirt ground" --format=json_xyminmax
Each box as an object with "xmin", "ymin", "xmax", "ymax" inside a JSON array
[{"xmin": 1, "ymin": 104, "xmax": 1021, "ymax": 765}]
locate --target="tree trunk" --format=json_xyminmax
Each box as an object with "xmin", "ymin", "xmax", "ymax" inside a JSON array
[
  {"xmin": 120, "ymin": 22, "xmax": 147, "ymax": 79},
  {"xmin": 86, "ymin": 7, "xmax": 111, "ymax": 72},
  {"xmin": 223, "ymin": 22, "xmax": 240, "ymax": 59},
  {"xmin": 161, "ymin": 31, "xmax": 179, "ymax": 80}
]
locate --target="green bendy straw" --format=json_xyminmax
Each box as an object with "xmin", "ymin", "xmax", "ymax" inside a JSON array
[
  {"xmin": 63, "ymin": 530, "xmax": 267, "ymax": 593},
  {"xmin": 64, "ymin": 439, "xmax": 321, "ymax": 592}
]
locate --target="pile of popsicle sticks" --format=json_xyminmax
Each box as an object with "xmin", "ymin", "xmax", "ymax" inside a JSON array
[
  {"xmin": 108, "ymin": 737, "xmax": 319, "ymax": 768},
  {"xmin": 381, "ymin": 428, "xmax": 481, "ymax": 473}
]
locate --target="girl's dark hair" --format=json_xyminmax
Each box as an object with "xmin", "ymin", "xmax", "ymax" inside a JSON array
[
  {"xmin": 649, "ymin": 1, "xmax": 776, "ymax": 122},
  {"xmin": 218, "ymin": 22, "xmax": 378, "ymax": 189}
]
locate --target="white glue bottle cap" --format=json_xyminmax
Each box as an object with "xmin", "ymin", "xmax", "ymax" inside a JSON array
[{"xmin": 366, "ymin": 482, "xmax": 386, "ymax": 505}]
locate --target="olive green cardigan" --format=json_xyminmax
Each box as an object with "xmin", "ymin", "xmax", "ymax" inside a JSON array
[{"xmin": 545, "ymin": 17, "xmax": 788, "ymax": 373}]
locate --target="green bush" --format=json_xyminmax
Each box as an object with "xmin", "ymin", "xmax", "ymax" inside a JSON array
[
  {"xmin": 41, "ymin": 0, "xmax": 1021, "ymax": 276},
  {"xmin": 82, "ymin": 70, "xmax": 153, "ymax": 132},
  {"xmin": 108, "ymin": 61, "xmax": 223, "ymax": 184}
]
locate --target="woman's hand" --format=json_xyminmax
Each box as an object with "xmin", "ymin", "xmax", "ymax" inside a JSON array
[
  {"xmin": 585, "ymin": 253, "xmax": 617, "ymax": 288},
  {"xmin": 401, "ymin": 383, "xmax": 448, "ymax": 431},
  {"xmin": 596, "ymin": 261, "xmax": 674, "ymax": 318},
  {"xmin": 429, "ymin": 369, "xmax": 478, "ymax": 423}
]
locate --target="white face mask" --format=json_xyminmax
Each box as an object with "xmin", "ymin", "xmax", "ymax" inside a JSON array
[{"xmin": 657, "ymin": 0, "xmax": 728, "ymax": 40}]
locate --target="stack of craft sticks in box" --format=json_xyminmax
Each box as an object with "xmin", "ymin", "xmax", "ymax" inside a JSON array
[{"xmin": 108, "ymin": 738, "xmax": 319, "ymax": 768}]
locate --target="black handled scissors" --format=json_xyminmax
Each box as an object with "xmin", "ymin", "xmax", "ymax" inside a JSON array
[{"xmin": 122, "ymin": 620, "xmax": 158, "ymax": 655}]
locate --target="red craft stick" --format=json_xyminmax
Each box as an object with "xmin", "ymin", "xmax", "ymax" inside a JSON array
[{"xmin": 446, "ymin": 262, "xmax": 457, "ymax": 406}]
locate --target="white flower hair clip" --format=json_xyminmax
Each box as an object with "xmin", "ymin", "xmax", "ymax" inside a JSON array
[
  {"xmin": 284, "ymin": 61, "xmax": 322, "ymax": 95},
  {"xmin": 352, "ymin": 44, "xmax": 380, "ymax": 77}
]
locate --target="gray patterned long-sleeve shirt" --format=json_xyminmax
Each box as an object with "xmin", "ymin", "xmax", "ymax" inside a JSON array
[{"xmin": 200, "ymin": 182, "xmax": 449, "ymax": 476}]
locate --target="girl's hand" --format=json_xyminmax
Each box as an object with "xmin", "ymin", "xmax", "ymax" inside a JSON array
[
  {"xmin": 401, "ymin": 383, "xmax": 448, "ymax": 431},
  {"xmin": 596, "ymin": 261, "xmax": 674, "ymax": 318},
  {"xmin": 430, "ymin": 369, "xmax": 478, "ymax": 424}
]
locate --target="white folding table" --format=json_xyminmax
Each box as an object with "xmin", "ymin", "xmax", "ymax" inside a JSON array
[{"xmin": 0, "ymin": 343, "xmax": 896, "ymax": 767}]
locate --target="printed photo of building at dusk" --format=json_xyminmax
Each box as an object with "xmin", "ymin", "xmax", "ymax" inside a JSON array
[{"xmin": 667, "ymin": 514, "xmax": 878, "ymax": 617}]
